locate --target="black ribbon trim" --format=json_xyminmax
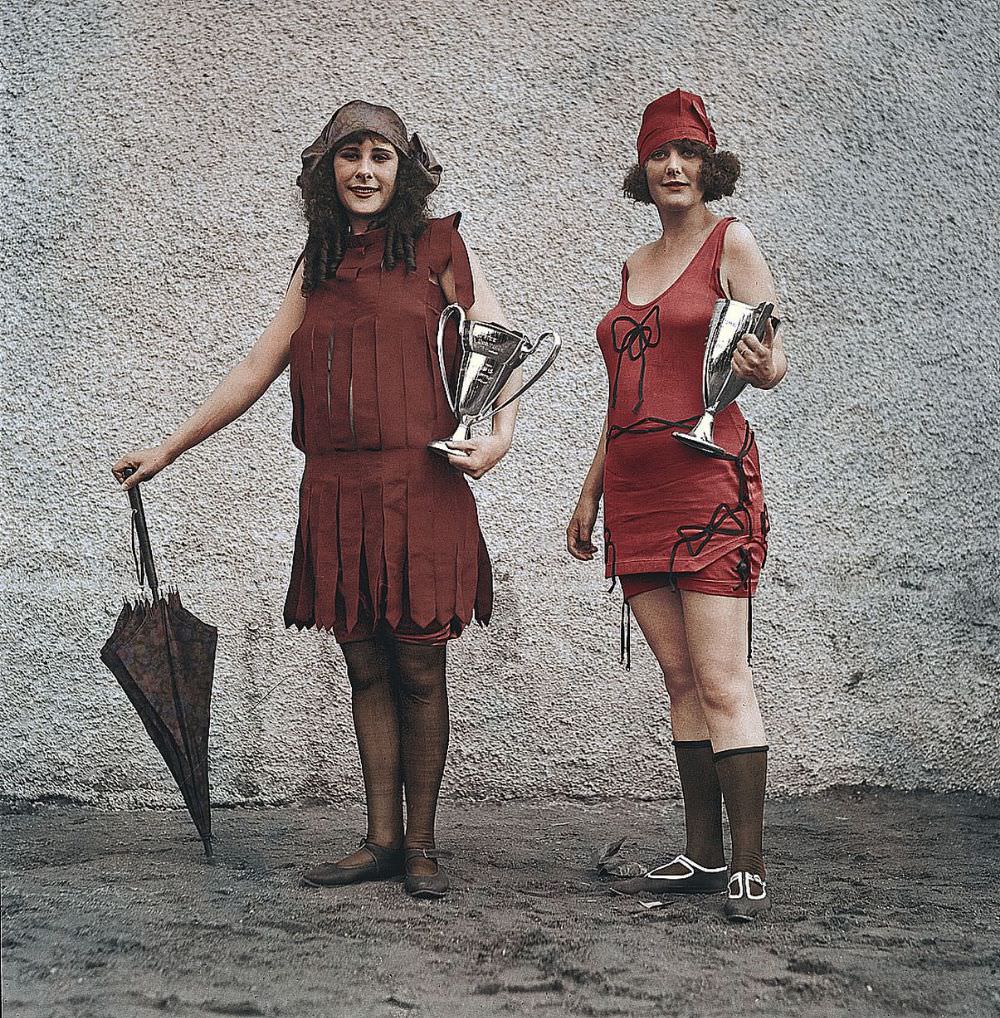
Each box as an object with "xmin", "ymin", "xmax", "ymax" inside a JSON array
[
  {"xmin": 603, "ymin": 526, "xmax": 618, "ymax": 593},
  {"xmin": 610, "ymin": 306, "xmax": 662, "ymax": 412},
  {"xmin": 603, "ymin": 421, "xmax": 763, "ymax": 669},
  {"xmin": 671, "ymin": 503, "xmax": 751, "ymax": 563},
  {"xmin": 607, "ymin": 414, "xmax": 698, "ymax": 444}
]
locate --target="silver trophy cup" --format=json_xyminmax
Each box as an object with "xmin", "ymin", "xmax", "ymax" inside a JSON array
[
  {"xmin": 673, "ymin": 299, "xmax": 776, "ymax": 458},
  {"xmin": 428, "ymin": 304, "xmax": 561, "ymax": 458}
]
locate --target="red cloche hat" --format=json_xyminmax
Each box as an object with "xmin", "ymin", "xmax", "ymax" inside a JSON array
[{"xmin": 636, "ymin": 89, "xmax": 718, "ymax": 164}]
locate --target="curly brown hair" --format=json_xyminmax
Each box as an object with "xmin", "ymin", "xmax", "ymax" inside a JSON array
[
  {"xmin": 623, "ymin": 139, "xmax": 741, "ymax": 204},
  {"xmin": 299, "ymin": 137, "xmax": 432, "ymax": 293}
]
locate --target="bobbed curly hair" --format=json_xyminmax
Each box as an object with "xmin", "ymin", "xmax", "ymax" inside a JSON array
[
  {"xmin": 299, "ymin": 134, "xmax": 432, "ymax": 293},
  {"xmin": 623, "ymin": 139, "xmax": 741, "ymax": 204}
]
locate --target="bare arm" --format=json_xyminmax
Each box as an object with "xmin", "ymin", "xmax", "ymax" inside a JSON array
[
  {"xmin": 720, "ymin": 223, "xmax": 788, "ymax": 390},
  {"xmin": 112, "ymin": 260, "xmax": 308, "ymax": 490},
  {"xmin": 439, "ymin": 246, "xmax": 522, "ymax": 479},
  {"xmin": 566, "ymin": 413, "xmax": 608, "ymax": 561}
]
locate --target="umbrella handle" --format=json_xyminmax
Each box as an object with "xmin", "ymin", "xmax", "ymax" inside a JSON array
[{"xmin": 122, "ymin": 467, "xmax": 160, "ymax": 600}]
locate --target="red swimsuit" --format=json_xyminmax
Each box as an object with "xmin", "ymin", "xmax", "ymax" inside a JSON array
[{"xmin": 597, "ymin": 217, "xmax": 768, "ymax": 601}]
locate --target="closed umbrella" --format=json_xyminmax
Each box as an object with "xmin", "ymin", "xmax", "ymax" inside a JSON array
[{"xmin": 100, "ymin": 470, "xmax": 218, "ymax": 856}]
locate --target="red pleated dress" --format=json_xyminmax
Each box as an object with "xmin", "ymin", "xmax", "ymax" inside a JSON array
[
  {"xmin": 283, "ymin": 213, "xmax": 493, "ymax": 643},
  {"xmin": 597, "ymin": 217, "xmax": 768, "ymax": 598}
]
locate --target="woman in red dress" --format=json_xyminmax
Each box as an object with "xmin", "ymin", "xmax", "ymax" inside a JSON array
[
  {"xmin": 567, "ymin": 90, "xmax": 788, "ymax": 921},
  {"xmin": 113, "ymin": 101, "xmax": 520, "ymax": 900}
]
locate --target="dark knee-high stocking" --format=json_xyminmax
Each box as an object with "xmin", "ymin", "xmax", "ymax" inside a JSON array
[
  {"xmin": 673, "ymin": 739, "xmax": 725, "ymax": 867},
  {"xmin": 714, "ymin": 746, "xmax": 768, "ymax": 877},
  {"xmin": 341, "ymin": 637, "xmax": 403, "ymax": 855},
  {"xmin": 391, "ymin": 641, "xmax": 449, "ymax": 873}
]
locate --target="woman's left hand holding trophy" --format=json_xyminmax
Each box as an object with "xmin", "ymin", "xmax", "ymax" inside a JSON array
[
  {"xmin": 434, "ymin": 248, "xmax": 560, "ymax": 480},
  {"xmin": 732, "ymin": 314, "xmax": 783, "ymax": 388},
  {"xmin": 446, "ymin": 433, "xmax": 513, "ymax": 480}
]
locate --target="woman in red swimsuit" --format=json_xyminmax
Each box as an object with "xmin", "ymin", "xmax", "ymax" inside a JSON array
[
  {"xmin": 567, "ymin": 90, "xmax": 788, "ymax": 921},
  {"xmin": 113, "ymin": 101, "xmax": 520, "ymax": 900}
]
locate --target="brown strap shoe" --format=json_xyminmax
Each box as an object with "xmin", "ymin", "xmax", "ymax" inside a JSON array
[
  {"xmin": 403, "ymin": 847, "xmax": 453, "ymax": 899},
  {"xmin": 301, "ymin": 840, "xmax": 404, "ymax": 887}
]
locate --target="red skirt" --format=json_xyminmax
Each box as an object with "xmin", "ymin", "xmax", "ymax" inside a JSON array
[{"xmin": 283, "ymin": 447, "xmax": 492, "ymax": 642}]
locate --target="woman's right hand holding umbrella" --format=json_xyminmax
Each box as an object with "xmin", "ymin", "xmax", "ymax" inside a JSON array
[{"xmin": 112, "ymin": 445, "xmax": 176, "ymax": 491}]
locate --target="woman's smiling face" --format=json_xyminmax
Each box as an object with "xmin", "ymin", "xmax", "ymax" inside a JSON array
[
  {"xmin": 644, "ymin": 140, "xmax": 706, "ymax": 210},
  {"xmin": 332, "ymin": 133, "xmax": 400, "ymax": 224}
]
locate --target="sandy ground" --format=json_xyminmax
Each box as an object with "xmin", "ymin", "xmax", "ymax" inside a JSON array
[{"xmin": 2, "ymin": 788, "xmax": 998, "ymax": 1018}]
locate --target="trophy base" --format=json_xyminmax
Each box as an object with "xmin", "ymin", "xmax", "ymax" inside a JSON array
[
  {"xmin": 672, "ymin": 431, "xmax": 730, "ymax": 459},
  {"xmin": 427, "ymin": 440, "xmax": 471, "ymax": 459}
]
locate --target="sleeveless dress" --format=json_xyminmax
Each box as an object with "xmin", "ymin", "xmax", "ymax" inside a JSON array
[
  {"xmin": 283, "ymin": 213, "xmax": 493, "ymax": 641},
  {"xmin": 597, "ymin": 217, "xmax": 768, "ymax": 594}
]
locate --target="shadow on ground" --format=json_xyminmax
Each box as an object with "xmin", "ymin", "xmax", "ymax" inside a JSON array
[{"xmin": 2, "ymin": 788, "xmax": 998, "ymax": 1017}]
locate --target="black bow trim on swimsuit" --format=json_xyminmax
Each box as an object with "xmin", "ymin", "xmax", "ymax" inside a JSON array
[
  {"xmin": 672, "ymin": 503, "xmax": 751, "ymax": 561},
  {"xmin": 607, "ymin": 415, "xmax": 699, "ymax": 444},
  {"xmin": 735, "ymin": 547, "xmax": 754, "ymax": 667},
  {"xmin": 603, "ymin": 421, "xmax": 761, "ymax": 668},
  {"xmin": 620, "ymin": 599, "xmax": 632, "ymax": 670},
  {"xmin": 734, "ymin": 424, "xmax": 754, "ymax": 504},
  {"xmin": 610, "ymin": 306, "xmax": 662, "ymax": 412},
  {"xmin": 603, "ymin": 526, "xmax": 618, "ymax": 593},
  {"xmin": 604, "ymin": 422, "xmax": 758, "ymax": 584},
  {"xmin": 665, "ymin": 424, "xmax": 757, "ymax": 572}
]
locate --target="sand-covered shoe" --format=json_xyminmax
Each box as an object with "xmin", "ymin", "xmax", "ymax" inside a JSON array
[
  {"xmin": 403, "ymin": 848, "xmax": 453, "ymax": 900},
  {"xmin": 611, "ymin": 854, "xmax": 728, "ymax": 895},
  {"xmin": 301, "ymin": 841, "xmax": 404, "ymax": 887},
  {"xmin": 723, "ymin": 871, "xmax": 770, "ymax": 921}
]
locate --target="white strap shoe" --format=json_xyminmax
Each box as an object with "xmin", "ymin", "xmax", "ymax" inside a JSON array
[
  {"xmin": 724, "ymin": 870, "xmax": 770, "ymax": 921},
  {"xmin": 611, "ymin": 853, "xmax": 728, "ymax": 896},
  {"xmin": 647, "ymin": 854, "xmax": 728, "ymax": 881}
]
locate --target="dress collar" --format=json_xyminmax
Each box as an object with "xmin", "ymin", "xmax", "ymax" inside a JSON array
[{"xmin": 346, "ymin": 225, "xmax": 387, "ymax": 249}]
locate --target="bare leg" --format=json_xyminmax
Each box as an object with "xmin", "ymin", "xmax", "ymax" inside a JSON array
[
  {"xmin": 629, "ymin": 586, "xmax": 707, "ymax": 740},
  {"xmin": 628, "ymin": 588, "xmax": 724, "ymax": 870},
  {"xmin": 677, "ymin": 591, "xmax": 764, "ymax": 752},
  {"xmin": 680, "ymin": 591, "xmax": 767, "ymax": 879}
]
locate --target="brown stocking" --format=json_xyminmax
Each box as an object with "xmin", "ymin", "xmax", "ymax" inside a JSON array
[
  {"xmin": 674, "ymin": 739, "xmax": 725, "ymax": 867},
  {"xmin": 390, "ymin": 640, "xmax": 449, "ymax": 877},
  {"xmin": 338, "ymin": 636, "xmax": 403, "ymax": 865},
  {"xmin": 714, "ymin": 745, "xmax": 768, "ymax": 877}
]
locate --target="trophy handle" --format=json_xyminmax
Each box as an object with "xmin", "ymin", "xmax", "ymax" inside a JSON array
[
  {"xmin": 677, "ymin": 300, "xmax": 776, "ymax": 458},
  {"xmin": 466, "ymin": 331, "xmax": 562, "ymax": 424},
  {"xmin": 705, "ymin": 301, "xmax": 775, "ymax": 414},
  {"xmin": 758, "ymin": 304, "xmax": 776, "ymax": 336},
  {"xmin": 436, "ymin": 303, "xmax": 466, "ymax": 416}
]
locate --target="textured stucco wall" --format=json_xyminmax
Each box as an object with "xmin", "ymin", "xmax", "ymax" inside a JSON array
[{"xmin": 2, "ymin": 0, "xmax": 998, "ymax": 809}]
